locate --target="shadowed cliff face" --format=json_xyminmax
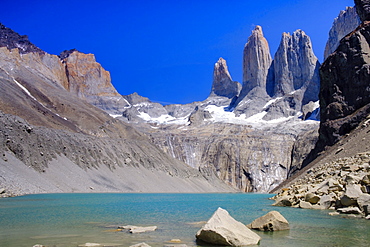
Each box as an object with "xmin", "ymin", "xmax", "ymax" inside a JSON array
[{"xmin": 319, "ymin": 19, "xmax": 370, "ymax": 148}]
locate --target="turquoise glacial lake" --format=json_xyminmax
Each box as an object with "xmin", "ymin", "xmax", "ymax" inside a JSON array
[{"xmin": 0, "ymin": 193, "xmax": 369, "ymax": 247}]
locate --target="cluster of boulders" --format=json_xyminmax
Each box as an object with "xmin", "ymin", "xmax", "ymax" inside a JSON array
[
  {"xmin": 55, "ymin": 208, "xmax": 289, "ymax": 247},
  {"xmin": 195, "ymin": 207, "xmax": 289, "ymax": 246},
  {"xmin": 272, "ymin": 152, "xmax": 370, "ymax": 219}
]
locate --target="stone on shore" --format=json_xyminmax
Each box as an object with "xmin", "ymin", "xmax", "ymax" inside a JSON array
[
  {"xmin": 247, "ymin": 211, "xmax": 289, "ymax": 231},
  {"xmin": 129, "ymin": 243, "xmax": 152, "ymax": 247},
  {"xmin": 358, "ymin": 194, "xmax": 370, "ymax": 216},
  {"xmin": 196, "ymin": 207, "xmax": 261, "ymax": 246},
  {"xmin": 272, "ymin": 196, "xmax": 292, "ymax": 207},
  {"xmin": 119, "ymin": 225, "xmax": 157, "ymax": 233},
  {"xmin": 78, "ymin": 243, "xmax": 102, "ymax": 247},
  {"xmin": 337, "ymin": 207, "xmax": 363, "ymax": 214},
  {"xmin": 305, "ymin": 193, "xmax": 320, "ymax": 204}
]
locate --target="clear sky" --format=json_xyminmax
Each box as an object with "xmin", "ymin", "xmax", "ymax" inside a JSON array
[{"xmin": 1, "ymin": 0, "xmax": 355, "ymax": 105}]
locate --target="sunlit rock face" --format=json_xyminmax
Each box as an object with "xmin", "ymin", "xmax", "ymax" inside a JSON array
[
  {"xmin": 272, "ymin": 30, "xmax": 320, "ymax": 106},
  {"xmin": 230, "ymin": 26, "xmax": 320, "ymax": 121},
  {"xmin": 242, "ymin": 25, "xmax": 272, "ymax": 96},
  {"xmin": 324, "ymin": 6, "xmax": 361, "ymax": 60},
  {"xmin": 232, "ymin": 26, "xmax": 272, "ymax": 118},
  {"xmin": 210, "ymin": 57, "xmax": 241, "ymax": 99},
  {"xmin": 60, "ymin": 49, "xmax": 130, "ymax": 116}
]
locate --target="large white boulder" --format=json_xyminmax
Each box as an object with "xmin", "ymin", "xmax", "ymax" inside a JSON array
[
  {"xmin": 196, "ymin": 207, "xmax": 261, "ymax": 246},
  {"xmin": 247, "ymin": 211, "xmax": 289, "ymax": 231}
]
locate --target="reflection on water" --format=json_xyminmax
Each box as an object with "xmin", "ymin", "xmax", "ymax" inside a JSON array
[{"xmin": 0, "ymin": 193, "xmax": 369, "ymax": 246}]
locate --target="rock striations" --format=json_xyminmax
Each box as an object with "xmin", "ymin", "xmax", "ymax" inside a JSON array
[
  {"xmin": 231, "ymin": 26, "xmax": 320, "ymax": 120},
  {"xmin": 324, "ymin": 7, "xmax": 361, "ymax": 60},
  {"xmin": 60, "ymin": 49, "xmax": 131, "ymax": 115},
  {"xmin": 242, "ymin": 26, "xmax": 272, "ymax": 93}
]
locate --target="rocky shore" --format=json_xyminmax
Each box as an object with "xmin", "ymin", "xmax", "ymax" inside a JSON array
[{"xmin": 272, "ymin": 152, "xmax": 370, "ymax": 219}]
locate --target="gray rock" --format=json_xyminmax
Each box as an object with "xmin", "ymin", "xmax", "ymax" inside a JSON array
[
  {"xmin": 210, "ymin": 57, "xmax": 241, "ymax": 99},
  {"xmin": 305, "ymin": 193, "xmax": 320, "ymax": 204},
  {"xmin": 319, "ymin": 194, "xmax": 335, "ymax": 209},
  {"xmin": 273, "ymin": 196, "xmax": 293, "ymax": 207},
  {"xmin": 241, "ymin": 25, "xmax": 272, "ymax": 98},
  {"xmin": 337, "ymin": 207, "xmax": 363, "ymax": 214},
  {"xmin": 129, "ymin": 243, "xmax": 152, "ymax": 247},
  {"xmin": 357, "ymin": 194, "xmax": 370, "ymax": 216},
  {"xmin": 299, "ymin": 200, "xmax": 314, "ymax": 209},
  {"xmin": 324, "ymin": 6, "xmax": 361, "ymax": 60},
  {"xmin": 272, "ymin": 29, "xmax": 320, "ymax": 105},
  {"xmin": 231, "ymin": 25, "xmax": 272, "ymax": 117},
  {"xmin": 196, "ymin": 207, "xmax": 261, "ymax": 246},
  {"xmin": 248, "ymin": 211, "xmax": 289, "ymax": 231},
  {"xmin": 119, "ymin": 225, "xmax": 157, "ymax": 234}
]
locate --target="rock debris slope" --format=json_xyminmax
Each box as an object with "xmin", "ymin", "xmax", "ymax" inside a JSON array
[{"xmin": 0, "ymin": 24, "xmax": 234, "ymax": 196}]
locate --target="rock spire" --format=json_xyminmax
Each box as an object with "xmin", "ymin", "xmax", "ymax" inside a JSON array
[
  {"xmin": 272, "ymin": 29, "xmax": 320, "ymax": 105},
  {"xmin": 210, "ymin": 57, "xmax": 241, "ymax": 99},
  {"xmin": 242, "ymin": 25, "xmax": 272, "ymax": 96}
]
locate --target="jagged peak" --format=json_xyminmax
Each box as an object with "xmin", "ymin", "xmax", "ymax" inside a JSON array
[
  {"xmin": 58, "ymin": 48, "xmax": 79, "ymax": 60},
  {"xmin": 245, "ymin": 25, "xmax": 267, "ymax": 48},
  {"xmin": 211, "ymin": 57, "xmax": 240, "ymax": 99},
  {"xmin": 0, "ymin": 23, "xmax": 44, "ymax": 54},
  {"xmin": 214, "ymin": 57, "xmax": 232, "ymax": 81}
]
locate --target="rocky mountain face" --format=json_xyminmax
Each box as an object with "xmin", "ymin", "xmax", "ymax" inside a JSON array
[
  {"xmin": 231, "ymin": 27, "xmax": 320, "ymax": 121},
  {"xmin": 95, "ymin": 25, "xmax": 321, "ymax": 192},
  {"xmin": 318, "ymin": 2, "xmax": 370, "ymax": 151},
  {"xmin": 0, "ymin": 11, "xmax": 327, "ymax": 194},
  {"xmin": 271, "ymin": 0, "xmax": 370, "ymax": 217},
  {"xmin": 0, "ymin": 23, "xmax": 44, "ymax": 55},
  {"xmin": 0, "ymin": 25, "xmax": 234, "ymax": 195},
  {"xmin": 324, "ymin": 7, "xmax": 361, "ymax": 60},
  {"xmin": 60, "ymin": 49, "xmax": 131, "ymax": 115}
]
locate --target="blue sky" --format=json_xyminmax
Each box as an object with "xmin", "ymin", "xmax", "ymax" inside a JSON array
[{"xmin": 2, "ymin": 0, "xmax": 355, "ymax": 104}]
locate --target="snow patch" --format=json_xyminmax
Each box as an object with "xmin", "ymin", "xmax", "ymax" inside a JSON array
[
  {"xmin": 263, "ymin": 97, "xmax": 283, "ymax": 109},
  {"xmin": 110, "ymin": 114, "xmax": 122, "ymax": 118},
  {"xmin": 204, "ymin": 105, "xmax": 307, "ymax": 129},
  {"xmin": 137, "ymin": 112, "xmax": 189, "ymax": 125}
]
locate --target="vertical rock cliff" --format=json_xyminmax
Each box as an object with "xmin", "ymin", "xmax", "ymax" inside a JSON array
[
  {"xmin": 60, "ymin": 49, "xmax": 131, "ymax": 116},
  {"xmin": 242, "ymin": 26, "xmax": 272, "ymax": 95},
  {"xmin": 272, "ymin": 30, "xmax": 320, "ymax": 106},
  {"xmin": 324, "ymin": 6, "xmax": 361, "ymax": 60},
  {"xmin": 232, "ymin": 26, "xmax": 272, "ymax": 117},
  {"xmin": 319, "ymin": 2, "xmax": 370, "ymax": 149}
]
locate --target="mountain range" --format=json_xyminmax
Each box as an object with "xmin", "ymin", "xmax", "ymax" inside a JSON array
[{"xmin": 0, "ymin": 3, "xmax": 368, "ymax": 196}]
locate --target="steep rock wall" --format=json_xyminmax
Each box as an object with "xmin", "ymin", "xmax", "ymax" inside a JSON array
[
  {"xmin": 149, "ymin": 123, "xmax": 318, "ymax": 192},
  {"xmin": 324, "ymin": 6, "xmax": 360, "ymax": 60}
]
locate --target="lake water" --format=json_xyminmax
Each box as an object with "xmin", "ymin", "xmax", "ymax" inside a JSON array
[{"xmin": 0, "ymin": 193, "xmax": 369, "ymax": 247}]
